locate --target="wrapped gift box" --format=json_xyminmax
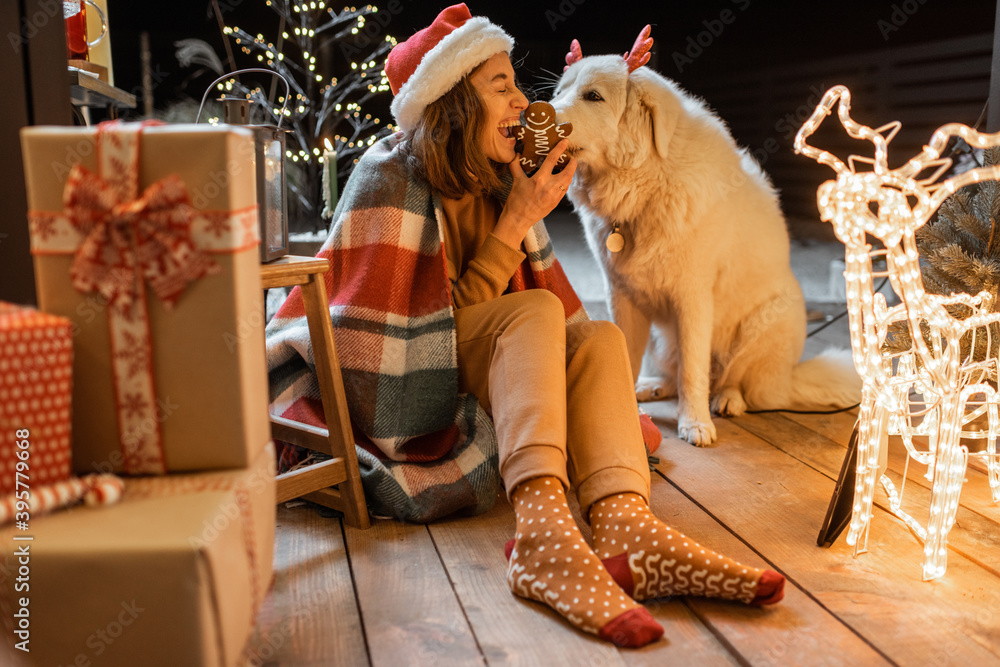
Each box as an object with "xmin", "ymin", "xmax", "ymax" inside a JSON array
[
  {"xmin": 0, "ymin": 303, "xmax": 73, "ymax": 494},
  {"xmin": 21, "ymin": 124, "xmax": 270, "ymax": 476},
  {"xmin": 0, "ymin": 443, "xmax": 276, "ymax": 667}
]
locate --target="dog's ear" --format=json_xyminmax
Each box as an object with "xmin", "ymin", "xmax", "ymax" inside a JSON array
[{"xmin": 629, "ymin": 69, "xmax": 679, "ymax": 161}]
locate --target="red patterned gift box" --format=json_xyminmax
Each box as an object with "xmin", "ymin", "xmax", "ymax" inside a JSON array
[{"xmin": 0, "ymin": 303, "xmax": 73, "ymax": 494}]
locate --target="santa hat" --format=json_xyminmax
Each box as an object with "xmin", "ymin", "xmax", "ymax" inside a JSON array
[{"xmin": 386, "ymin": 4, "xmax": 514, "ymax": 133}]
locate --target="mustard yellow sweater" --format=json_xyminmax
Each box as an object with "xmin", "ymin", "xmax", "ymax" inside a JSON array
[{"xmin": 440, "ymin": 190, "xmax": 526, "ymax": 308}]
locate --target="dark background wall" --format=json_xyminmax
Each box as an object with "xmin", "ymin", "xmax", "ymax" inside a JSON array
[
  {"xmin": 3, "ymin": 0, "xmax": 997, "ymax": 304},
  {"xmin": 106, "ymin": 1, "xmax": 996, "ymax": 97},
  {"xmin": 106, "ymin": 0, "xmax": 996, "ymax": 235}
]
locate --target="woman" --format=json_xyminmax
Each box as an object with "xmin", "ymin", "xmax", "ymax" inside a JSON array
[{"xmin": 267, "ymin": 3, "xmax": 784, "ymax": 648}]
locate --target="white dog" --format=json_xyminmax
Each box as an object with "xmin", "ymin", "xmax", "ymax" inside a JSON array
[{"xmin": 549, "ymin": 31, "xmax": 861, "ymax": 445}]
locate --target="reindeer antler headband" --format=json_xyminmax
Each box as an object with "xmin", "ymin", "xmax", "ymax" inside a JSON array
[{"xmin": 564, "ymin": 24, "xmax": 653, "ymax": 73}]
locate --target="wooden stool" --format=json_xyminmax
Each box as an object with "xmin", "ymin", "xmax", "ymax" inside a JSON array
[{"xmin": 261, "ymin": 255, "xmax": 370, "ymax": 529}]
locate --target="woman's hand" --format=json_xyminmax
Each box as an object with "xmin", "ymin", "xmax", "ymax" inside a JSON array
[{"xmin": 492, "ymin": 140, "xmax": 577, "ymax": 249}]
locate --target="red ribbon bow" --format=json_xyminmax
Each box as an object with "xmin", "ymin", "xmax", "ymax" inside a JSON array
[{"xmin": 63, "ymin": 165, "xmax": 219, "ymax": 313}]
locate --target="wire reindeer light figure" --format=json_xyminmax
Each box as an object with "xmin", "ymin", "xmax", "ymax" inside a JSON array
[{"xmin": 795, "ymin": 85, "xmax": 1000, "ymax": 580}]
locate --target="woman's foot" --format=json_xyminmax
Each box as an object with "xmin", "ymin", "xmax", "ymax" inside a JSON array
[
  {"xmin": 507, "ymin": 478, "xmax": 663, "ymax": 647},
  {"xmin": 590, "ymin": 493, "xmax": 784, "ymax": 605}
]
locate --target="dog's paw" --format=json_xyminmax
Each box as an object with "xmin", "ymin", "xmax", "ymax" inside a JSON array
[
  {"xmin": 712, "ymin": 388, "xmax": 747, "ymax": 417},
  {"xmin": 677, "ymin": 417, "xmax": 717, "ymax": 446},
  {"xmin": 635, "ymin": 376, "xmax": 675, "ymax": 402}
]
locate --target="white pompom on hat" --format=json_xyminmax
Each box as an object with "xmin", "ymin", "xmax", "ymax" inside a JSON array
[{"xmin": 385, "ymin": 3, "xmax": 514, "ymax": 133}]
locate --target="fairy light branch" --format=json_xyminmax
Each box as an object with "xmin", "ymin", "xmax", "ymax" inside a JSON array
[
  {"xmin": 219, "ymin": 2, "xmax": 396, "ymax": 231},
  {"xmin": 315, "ymin": 7, "xmax": 369, "ymax": 35},
  {"xmin": 314, "ymin": 67, "xmax": 385, "ymax": 134}
]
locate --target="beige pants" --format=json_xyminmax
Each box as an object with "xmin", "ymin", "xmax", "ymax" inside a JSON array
[{"xmin": 454, "ymin": 289, "xmax": 651, "ymax": 514}]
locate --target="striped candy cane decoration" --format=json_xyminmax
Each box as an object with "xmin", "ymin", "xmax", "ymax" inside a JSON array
[{"xmin": 0, "ymin": 474, "xmax": 124, "ymax": 525}]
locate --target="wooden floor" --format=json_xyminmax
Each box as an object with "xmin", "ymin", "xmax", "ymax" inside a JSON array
[{"xmin": 246, "ymin": 311, "xmax": 1000, "ymax": 666}]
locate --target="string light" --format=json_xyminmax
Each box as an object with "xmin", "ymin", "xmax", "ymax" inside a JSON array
[
  {"xmin": 795, "ymin": 85, "xmax": 1000, "ymax": 580},
  {"xmin": 216, "ymin": 4, "xmax": 395, "ymax": 222}
]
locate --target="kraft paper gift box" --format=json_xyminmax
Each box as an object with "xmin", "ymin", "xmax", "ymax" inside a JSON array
[
  {"xmin": 0, "ymin": 443, "xmax": 276, "ymax": 667},
  {"xmin": 0, "ymin": 304, "xmax": 73, "ymax": 495},
  {"xmin": 20, "ymin": 123, "xmax": 270, "ymax": 476}
]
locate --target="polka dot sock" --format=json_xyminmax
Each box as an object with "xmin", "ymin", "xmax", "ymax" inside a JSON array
[
  {"xmin": 589, "ymin": 493, "xmax": 785, "ymax": 605},
  {"xmin": 507, "ymin": 477, "xmax": 663, "ymax": 647}
]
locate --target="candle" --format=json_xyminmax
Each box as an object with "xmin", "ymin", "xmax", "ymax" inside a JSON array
[{"xmin": 322, "ymin": 138, "xmax": 338, "ymax": 219}]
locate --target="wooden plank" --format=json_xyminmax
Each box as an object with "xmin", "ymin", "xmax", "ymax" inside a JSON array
[
  {"xmin": 343, "ymin": 518, "xmax": 483, "ymax": 666},
  {"xmin": 787, "ymin": 408, "xmax": 999, "ymax": 513},
  {"xmin": 644, "ymin": 473, "xmax": 889, "ymax": 666},
  {"xmin": 783, "ymin": 406, "xmax": 998, "ymax": 527},
  {"xmin": 263, "ymin": 274, "xmax": 310, "ymax": 289},
  {"xmin": 736, "ymin": 412, "xmax": 856, "ymax": 478},
  {"xmin": 738, "ymin": 411, "xmax": 1000, "ymax": 576},
  {"xmin": 714, "ymin": 33, "xmax": 993, "ymax": 84},
  {"xmin": 300, "ymin": 266, "xmax": 369, "ymax": 529},
  {"xmin": 787, "ymin": 400, "xmax": 997, "ymax": 508},
  {"xmin": 276, "ymin": 457, "xmax": 347, "ymax": 503},
  {"xmin": 643, "ymin": 401, "xmax": 1000, "ymax": 664},
  {"xmin": 302, "ymin": 486, "xmax": 349, "ymax": 511},
  {"xmin": 260, "ymin": 255, "xmax": 330, "ymax": 288},
  {"xmin": 782, "ymin": 407, "xmax": 858, "ymax": 446},
  {"xmin": 891, "ymin": 56, "xmax": 992, "ymax": 83},
  {"xmin": 249, "ymin": 505, "xmax": 368, "ymax": 666},
  {"xmin": 989, "ymin": 0, "xmax": 1000, "ymax": 133},
  {"xmin": 270, "ymin": 416, "xmax": 333, "ymax": 456},
  {"xmin": 888, "ymin": 103, "xmax": 991, "ymax": 125},
  {"xmin": 627, "ymin": 607, "xmax": 741, "ymax": 666}
]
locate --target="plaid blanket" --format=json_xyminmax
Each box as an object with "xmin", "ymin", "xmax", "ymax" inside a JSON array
[{"xmin": 266, "ymin": 133, "xmax": 586, "ymax": 523}]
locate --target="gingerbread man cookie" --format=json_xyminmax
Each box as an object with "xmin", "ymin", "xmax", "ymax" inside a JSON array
[{"xmin": 513, "ymin": 101, "xmax": 573, "ymax": 175}]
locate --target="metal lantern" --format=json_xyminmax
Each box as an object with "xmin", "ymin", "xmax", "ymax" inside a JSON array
[{"xmin": 197, "ymin": 69, "xmax": 290, "ymax": 263}]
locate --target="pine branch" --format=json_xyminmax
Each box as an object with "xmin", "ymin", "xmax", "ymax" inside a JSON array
[{"xmin": 897, "ymin": 143, "xmax": 1000, "ymax": 371}]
